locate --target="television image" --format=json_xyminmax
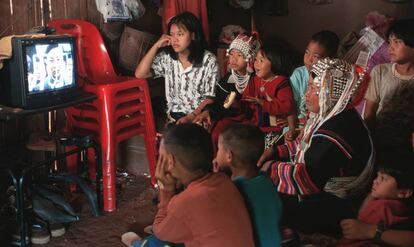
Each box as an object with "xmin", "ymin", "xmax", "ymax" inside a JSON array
[{"xmin": 0, "ymin": 35, "xmax": 79, "ymax": 109}]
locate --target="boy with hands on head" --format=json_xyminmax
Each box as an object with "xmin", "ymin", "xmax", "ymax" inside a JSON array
[{"xmin": 124, "ymin": 124, "xmax": 255, "ymax": 247}]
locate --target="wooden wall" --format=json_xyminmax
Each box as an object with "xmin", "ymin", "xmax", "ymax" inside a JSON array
[
  {"xmin": 0, "ymin": 0, "xmax": 105, "ymax": 146},
  {"xmin": 0, "ymin": 0, "xmax": 102, "ymax": 37},
  {"xmin": 0, "ymin": 0, "xmax": 412, "ymax": 145},
  {"xmin": 208, "ymin": 0, "xmax": 413, "ymax": 54},
  {"xmin": 256, "ymin": 0, "xmax": 413, "ymax": 53}
]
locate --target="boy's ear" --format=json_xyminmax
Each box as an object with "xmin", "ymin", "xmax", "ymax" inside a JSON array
[
  {"xmin": 166, "ymin": 153, "xmax": 176, "ymax": 170},
  {"xmin": 191, "ymin": 32, "xmax": 195, "ymax": 40},
  {"xmin": 398, "ymin": 188, "xmax": 413, "ymax": 199},
  {"xmin": 226, "ymin": 149, "xmax": 234, "ymax": 163}
]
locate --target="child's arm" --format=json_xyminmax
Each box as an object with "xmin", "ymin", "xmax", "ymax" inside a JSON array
[
  {"xmin": 363, "ymin": 66, "xmax": 382, "ymax": 131},
  {"xmin": 176, "ymin": 98, "xmax": 214, "ymax": 124},
  {"xmin": 177, "ymin": 53, "xmax": 219, "ymax": 124},
  {"xmin": 135, "ymin": 34, "xmax": 172, "ymax": 78},
  {"xmin": 285, "ymin": 113, "xmax": 299, "ymax": 141},
  {"xmin": 257, "ymin": 134, "xmax": 302, "ymax": 169},
  {"xmin": 152, "ymin": 153, "xmax": 193, "ymax": 241},
  {"xmin": 261, "ymin": 80, "xmax": 295, "ymax": 117},
  {"xmin": 341, "ymin": 220, "xmax": 414, "ymax": 246},
  {"xmin": 363, "ymin": 100, "xmax": 379, "ymax": 132},
  {"xmin": 380, "ymin": 230, "xmax": 414, "ymax": 247},
  {"xmin": 340, "ymin": 219, "xmax": 376, "ymax": 240}
]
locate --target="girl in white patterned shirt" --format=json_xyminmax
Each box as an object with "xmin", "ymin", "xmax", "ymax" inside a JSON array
[{"xmin": 135, "ymin": 12, "xmax": 219, "ymax": 126}]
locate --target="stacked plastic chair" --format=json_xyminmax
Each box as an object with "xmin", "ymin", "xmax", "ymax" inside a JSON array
[{"xmin": 48, "ymin": 19, "xmax": 157, "ymax": 212}]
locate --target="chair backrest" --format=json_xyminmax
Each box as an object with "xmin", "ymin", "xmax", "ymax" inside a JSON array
[{"xmin": 48, "ymin": 19, "xmax": 117, "ymax": 84}]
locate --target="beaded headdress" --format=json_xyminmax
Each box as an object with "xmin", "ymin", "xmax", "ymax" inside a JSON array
[
  {"xmin": 298, "ymin": 58, "xmax": 374, "ymax": 199},
  {"xmin": 300, "ymin": 58, "xmax": 368, "ymax": 161},
  {"xmin": 226, "ymin": 33, "xmax": 260, "ymax": 73},
  {"xmin": 311, "ymin": 58, "xmax": 367, "ymax": 116}
]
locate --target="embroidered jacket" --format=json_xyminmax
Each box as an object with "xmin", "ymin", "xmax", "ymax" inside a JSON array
[
  {"xmin": 243, "ymin": 75, "xmax": 295, "ymax": 127},
  {"xmin": 270, "ymin": 108, "xmax": 371, "ymax": 195}
]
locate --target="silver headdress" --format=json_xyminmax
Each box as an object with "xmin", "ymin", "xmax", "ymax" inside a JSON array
[
  {"xmin": 299, "ymin": 58, "xmax": 374, "ymax": 199},
  {"xmin": 311, "ymin": 58, "xmax": 366, "ymax": 118}
]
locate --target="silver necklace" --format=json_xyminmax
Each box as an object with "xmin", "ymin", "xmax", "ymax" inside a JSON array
[
  {"xmin": 259, "ymin": 75, "xmax": 278, "ymax": 92},
  {"xmin": 229, "ymin": 70, "xmax": 250, "ymax": 93}
]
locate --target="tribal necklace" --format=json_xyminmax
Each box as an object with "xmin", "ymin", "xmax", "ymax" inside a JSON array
[
  {"xmin": 259, "ymin": 75, "xmax": 278, "ymax": 92},
  {"xmin": 229, "ymin": 70, "xmax": 250, "ymax": 93}
]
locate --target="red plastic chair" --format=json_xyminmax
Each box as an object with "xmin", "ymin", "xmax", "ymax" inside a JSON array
[{"xmin": 48, "ymin": 19, "xmax": 157, "ymax": 212}]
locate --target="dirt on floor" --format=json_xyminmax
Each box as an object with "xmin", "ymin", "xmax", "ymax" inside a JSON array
[
  {"xmin": 28, "ymin": 173, "xmax": 339, "ymax": 247},
  {"xmin": 43, "ymin": 174, "xmax": 157, "ymax": 247}
]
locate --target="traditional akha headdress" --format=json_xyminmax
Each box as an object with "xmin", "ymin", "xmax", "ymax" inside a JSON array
[
  {"xmin": 226, "ymin": 33, "xmax": 260, "ymax": 73},
  {"xmin": 311, "ymin": 58, "xmax": 367, "ymax": 118},
  {"xmin": 298, "ymin": 58, "xmax": 374, "ymax": 199}
]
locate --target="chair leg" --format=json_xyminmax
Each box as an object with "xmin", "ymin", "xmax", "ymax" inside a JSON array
[
  {"xmin": 144, "ymin": 134, "xmax": 157, "ymax": 186},
  {"xmin": 101, "ymin": 142, "xmax": 117, "ymax": 212},
  {"xmin": 89, "ymin": 143, "xmax": 103, "ymax": 212}
]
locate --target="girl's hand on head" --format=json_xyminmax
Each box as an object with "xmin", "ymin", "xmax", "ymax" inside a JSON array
[
  {"xmin": 156, "ymin": 34, "xmax": 172, "ymax": 49},
  {"xmin": 155, "ymin": 154, "xmax": 176, "ymax": 191}
]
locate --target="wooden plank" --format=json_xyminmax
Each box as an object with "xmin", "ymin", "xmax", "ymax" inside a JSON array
[
  {"xmin": 49, "ymin": 0, "xmax": 66, "ymax": 20},
  {"xmin": 11, "ymin": 0, "xmax": 31, "ymax": 34},
  {"xmin": 41, "ymin": 0, "xmax": 51, "ymax": 24},
  {"xmin": 26, "ymin": 0, "xmax": 38, "ymax": 30},
  {"xmin": 0, "ymin": 1, "xmax": 13, "ymax": 36},
  {"xmin": 79, "ymin": 0, "xmax": 88, "ymax": 20},
  {"xmin": 67, "ymin": 0, "xmax": 80, "ymax": 19},
  {"xmin": 86, "ymin": 0, "xmax": 102, "ymax": 28},
  {"xmin": 32, "ymin": 0, "xmax": 44, "ymax": 27}
]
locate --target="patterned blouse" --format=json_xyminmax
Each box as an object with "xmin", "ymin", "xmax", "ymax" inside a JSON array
[{"xmin": 151, "ymin": 50, "xmax": 219, "ymax": 114}]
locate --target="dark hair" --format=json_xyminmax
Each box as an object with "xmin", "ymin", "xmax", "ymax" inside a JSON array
[
  {"xmin": 165, "ymin": 12, "xmax": 206, "ymax": 66},
  {"xmin": 45, "ymin": 44, "xmax": 60, "ymax": 54},
  {"xmin": 377, "ymin": 150, "xmax": 414, "ymax": 190},
  {"xmin": 162, "ymin": 123, "xmax": 213, "ymax": 172},
  {"xmin": 310, "ymin": 30, "xmax": 340, "ymax": 57},
  {"xmin": 259, "ymin": 43, "xmax": 293, "ymax": 77},
  {"xmin": 376, "ymin": 83, "xmax": 414, "ymax": 152},
  {"xmin": 220, "ymin": 124, "xmax": 264, "ymax": 167},
  {"xmin": 386, "ymin": 18, "xmax": 414, "ymax": 48}
]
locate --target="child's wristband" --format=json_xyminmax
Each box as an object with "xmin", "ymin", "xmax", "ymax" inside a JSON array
[{"xmin": 373, "ymin": 221, "xmax": 385, "ymax": 244}]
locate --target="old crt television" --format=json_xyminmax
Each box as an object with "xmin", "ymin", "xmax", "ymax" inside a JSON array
[{"xmin": 0, "ymin": 35, "xmax": 78, "ymax": 109}]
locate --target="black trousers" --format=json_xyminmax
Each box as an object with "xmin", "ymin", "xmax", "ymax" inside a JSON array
[{"xmin": 280, "ymin": 193, "xmax": 358, "ymax": 238}]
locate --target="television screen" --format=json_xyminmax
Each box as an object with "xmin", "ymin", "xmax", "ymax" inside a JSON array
[
  {"xmin": 25, "ymin": 42, "xmax": 75, "ymax": 95},
  {"xmin": 0, "ymin": 35, "xmax": 79, "ymax": 109}
]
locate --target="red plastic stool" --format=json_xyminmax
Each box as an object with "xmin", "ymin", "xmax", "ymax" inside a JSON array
[{"xmin": 48, "ymin": 19, "xmax": 157, "ymax": 212}]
